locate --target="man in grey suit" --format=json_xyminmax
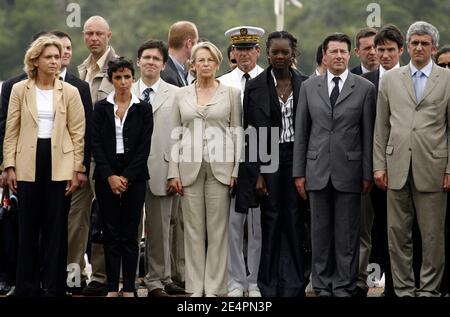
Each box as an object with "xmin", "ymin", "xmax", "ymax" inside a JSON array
[
  {"xmin": 132, "ymin": 40, "xmax": 181, "ymax": 297},
  {"xmin": 293, "ymin": 33, "xmax": 376, "ymax": 297},
  {"xmin": 373, "ymin": 21, "xmax": 450, "ymax": 297}
]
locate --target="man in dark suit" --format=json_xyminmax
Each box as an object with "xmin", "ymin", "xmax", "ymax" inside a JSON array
[
  {"xmin": 0, "ymin": 74, "xmax": 26, "ymax": 297},
  {"xmin": 350, "ymin": 27, "xmax": 379, "ymax": 75},
  {"xmin": 293, "ymin": 33, "xmax": 376, "ymax": 297},
  {"xmin": 354, "ymin": 24, "xmax": 404, "ymax": 298},
  {"xmin": 160, "ymin": 21, "xmax": 198, "ymax": 87},
  {"xmin": 50, "ymin": 30, "xmax": 93, "ymax": 296}
]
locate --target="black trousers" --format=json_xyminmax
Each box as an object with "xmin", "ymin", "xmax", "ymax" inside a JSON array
[
  {"xmin": 0, "ymin": 201, "xmax": 18, "ymax": 287},
  {"xmin": 95, "ymin": 157, "xmax": 145, "ymax": 292},
  {"xmin": 16, "ymin": 139, "xmax": 70, "ymax": 297},
  {"xmin": 258, "ymin": 142, "xmax": 306, "ymax": 297},
  {"xmin": 309, "ymin": 180, "xmax": 361, "ymax": 297}
]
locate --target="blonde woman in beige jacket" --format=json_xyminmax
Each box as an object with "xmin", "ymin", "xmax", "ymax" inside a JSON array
[
  {"xmin": 3, "ymin": 35, "xmax": 85, "ymax": 297},
  {"xmin": 168, "ymin": 41, "xmax": 242, "ymax": 297}
]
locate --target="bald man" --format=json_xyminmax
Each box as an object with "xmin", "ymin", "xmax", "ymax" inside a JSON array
[{"xmin": 75, "ymin": 15, "xmax": 118, "ymax": 296}]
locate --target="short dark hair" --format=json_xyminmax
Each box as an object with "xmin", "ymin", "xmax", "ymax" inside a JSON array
[
  {"xmin": 137, "ymin": 40, "xmax": 169, "ymax": 63},
  {"xmin": 355, "ymin": 27, "xmax": 377, "ymax": 48},
  {"xmin": 316, "ymin": 44, "xmax": 324, "ymax": 66},
  {"xmin": 266, "ymin": 31, "xmax": 299, "ymax": 58},
  {"xmin": 107, "ymin": 57, "xmax": 135, "ymax": 81},
  {"xmin": 50, "ymin": 30, "xmax": 72, "ymax": 43},
  {"xmin": 322, "ymin": 33, "xmax": 352, "ymax": 53},
  {"xmin": 374, "ymin": 24, "xmax": 404, "ymax": 49},
  {"xmin": 436, "ymin": 45, "xmax": 450, "ymax": 63},
  {"xmin": 31, "ymin": 31, "xmax": 49, "ymax": 43}
]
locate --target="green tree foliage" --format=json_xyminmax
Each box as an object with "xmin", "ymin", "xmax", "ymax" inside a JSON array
[{"xmin": 0, "ymin": 0, "xmax": 448, "ymax": 79}]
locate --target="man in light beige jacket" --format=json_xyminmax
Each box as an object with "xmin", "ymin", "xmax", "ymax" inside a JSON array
[
  {"xmin": 373, "ymin": 21, "xmax": 450, "ymax": 297},
  {"xmin": 75, "ymin": 15, "xmax": 117, "ymax": 296},
  {"xmin": 132, "ymin": 40, "xmax": 181, "ymax": 297}
]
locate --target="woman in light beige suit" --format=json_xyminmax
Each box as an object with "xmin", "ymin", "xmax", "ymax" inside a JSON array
[
  {"xmin": 168, "ymin": 41, "xmax": 242, "ymax": 297},
  {"xmin": 3, "ymin": 35, "xmax": 85, "ymax": 297}
]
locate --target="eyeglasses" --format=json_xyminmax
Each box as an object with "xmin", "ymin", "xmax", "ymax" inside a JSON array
[
  {"xmin": 409, "ymin": 40, "xmax": 432, "ymax": 47},
  {"xmin": 437, "ymin": 62, "xmax": 450, "ymax": 68}
]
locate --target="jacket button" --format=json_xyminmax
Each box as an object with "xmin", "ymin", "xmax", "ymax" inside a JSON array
[{"xmin": 408, "ymin": 148, "xmax": 412, "ymax": 151}]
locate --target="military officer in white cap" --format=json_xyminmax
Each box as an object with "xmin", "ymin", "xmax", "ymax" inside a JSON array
[{"xmin": 218, "ymin": 25, "xmax": 264, "ymax": 297}]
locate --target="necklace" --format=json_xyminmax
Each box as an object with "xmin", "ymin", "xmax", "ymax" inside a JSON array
[{"xmin": 277, "ymin": 82, "xmax": 292, "ymax": 99}]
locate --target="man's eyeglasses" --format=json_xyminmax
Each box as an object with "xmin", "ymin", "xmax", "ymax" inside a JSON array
[
  {"xmin": 437, "ymin": 62, "xmax": 450, "ymax": 68},
  {"xmin": 409, "ymin": 40, "xmax": 432, "ymax": 47}
]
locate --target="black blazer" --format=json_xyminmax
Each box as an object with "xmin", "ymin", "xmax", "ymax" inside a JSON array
[
  {"xmin": 350, "ymin": 65, "xmax": 363, "ymax": 75},
  {"xmin": 235, "ymin": 66, "xmax": 308, "ymax": 213},
  {"xmin": 160, "ymin": 57, "xmax": 186, "ymax": 87},
  {"xmin": 0, "ymin": 73, "xmax": 27, "ymax": 165},
  {"xmin": 362, "ymin": 69, "xmax": 380, "ymax": 95},
  {"xmin": 65, "ymin": 73, "xmax": 93, "ymax": 176},
  {"xmin": 92, "ymin": 98, "xmax": 153, "ymax": 182}
]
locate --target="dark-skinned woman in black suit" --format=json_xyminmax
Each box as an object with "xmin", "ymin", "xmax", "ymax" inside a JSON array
[
  {"xmin": 237, "ymin": 31, "xmax": 309, "ymax": 297},
  {"xmin": 92, "ymin": 57, "xmax": 153, "ymax": 297}
]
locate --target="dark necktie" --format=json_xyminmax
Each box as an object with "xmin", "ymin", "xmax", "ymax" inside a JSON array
[
  {"xmin": 330, "ymin": 76, "xmax": 340, "ymax": 108},
  {"xmin": 142, "ymin": 87, "xmax": 153, "ymax": 104},
  {"xmin": 243, "ymin": 73, "xmax": 251, "ymax": 83}
]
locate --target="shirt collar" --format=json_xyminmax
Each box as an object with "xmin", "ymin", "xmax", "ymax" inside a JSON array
[
  {"xmin": 169, "ymin": 55, "xmax": 185, "ymax": 73},
  {"xmin": 270, "ymin": 69, "xmax": 292, "ymax": 86},
  {"xmin": 59, "ymin": 68, "xmax": 67, "ymax": 80},
  {"xmin": 379, "ymin": 63, "xmax": 400, "ymax": 78},
  {"xmin": 361, "ymin": 64, "xmax": 371, "ymax": 74},
  {"xmin": 410, "ymin": 59, "xmax": 433, "ymax": 78},
  {"xmin": 107, "ymin": 91, "xmax": 140, "ymax": 107},
  {"xmin": 88, "ymin": 46, "xmax": 111, "ymax": 71},
  {"xmin": 138, "ymin": 78, "xmax": 161, "ymax": 96},
  {"xmin": 236, "ymin": 65, "xmax": 261, "ymax": 80},
  {"xmin": 327, "ymin": 69, "xmax": 349, "ymax": 85}
]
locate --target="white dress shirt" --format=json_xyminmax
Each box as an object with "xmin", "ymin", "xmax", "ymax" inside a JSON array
[
  {"xmin": 107, "ymin": 91, "xmax": 140, "ymax": 154},
  {"xmin": 327, "ymin": 69, "xmax": 349, "ymax": 96},
  {"xmin": 35, "ymin": 87, "xmax": 54, "ymax": 139}
]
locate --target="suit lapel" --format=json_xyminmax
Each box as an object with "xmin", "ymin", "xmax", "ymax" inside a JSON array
[
  {"xmin": 334, "ymin": 73, "xmax": 355, "ymax": 107},
  {"xmin": 420, "ymin": 65, "xmax": 440, "ymax": 104},
  {"xmin": 152, "ymin": 82, "xmax": 169, "ymax": 113},
  {"xmin": 105, "ymin": 101, "xmax": 115, "ymax": 125},
  {"xmin": 400, "ymin": 67, "xmax": 417, "ymax": 105},
  {"xmin": 317, "ymin": 75, "xmax": 331, "ymax": 108},
  {"xmin": 24, "ymin": 80, "xmax": 39, "ymax": 125},
  {"xmin": 53, "ymin": 79, "xmax": 64, "ymax": 116},
  {"xmin": 184, "ymin": 85, "xmax": 198, "ymax": 110},
  {"xmin": 208, "ymin": 83, "xmax": 226, "ymax": 107}
]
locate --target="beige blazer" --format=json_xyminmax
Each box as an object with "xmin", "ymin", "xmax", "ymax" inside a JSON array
[
  {"xmin": 3, "ymin": 79, "xmax": 86, "ymax": 181},
  {"xmin": 77, "ymin": 47, "xmax": 117, "ymax": 105},
  {"xmin": 373, "ymin": 64, "xmax": 450, "ymax": 192},
  {"xmin": 132, "ymin": 79, "xmax": 179, "ymax": 196},
  {"xmin": 168, "ymin": 82, "xmax": 242, "ymax": 187}
]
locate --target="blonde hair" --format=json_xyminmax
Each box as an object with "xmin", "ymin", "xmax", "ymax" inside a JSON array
[
  {"xmin": 24, "ymin": 35, "xmax": 62, "ymax": 79},
  {"xmin": 191, "ymin": 41, "xmax": 223, "ymax": 66}
]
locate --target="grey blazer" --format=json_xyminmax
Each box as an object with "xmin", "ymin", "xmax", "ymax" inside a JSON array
[
  {"xmin": 132, "ymin": 79, "xmax": 179, "ymax": 196},
  {"xmin": 293, "ymin": 72, "xmax": 376, "ymax": 193},
  {"xmin": 373, "ymin": 64, "xmax": 450, "ymax": 192},
  {"xmin": 167, "ymin": 82, "xmax": 242, "ymax": 187}
]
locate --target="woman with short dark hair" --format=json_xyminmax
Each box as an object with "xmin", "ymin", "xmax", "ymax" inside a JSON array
[{"xmin": 92, "ymin": 57, "xmax": 153, "ymax": 297}]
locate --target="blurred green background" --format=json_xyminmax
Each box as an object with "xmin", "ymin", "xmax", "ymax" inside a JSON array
[{"xmin": 0, "ymin": 0, "xmax": 448, "ymax": 80}]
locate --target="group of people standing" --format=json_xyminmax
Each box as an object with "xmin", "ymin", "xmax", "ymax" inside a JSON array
[{"xmin": 0, "ymin": 15, "xmax": 449, "ymax": 299}]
